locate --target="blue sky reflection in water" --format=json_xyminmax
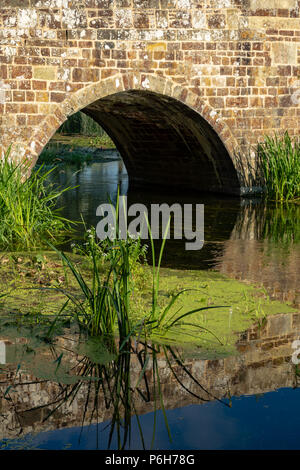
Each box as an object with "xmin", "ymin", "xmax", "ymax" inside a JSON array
[{"xmin": 2, "ymin": 387, "xmax": 300, "ymax": 450}]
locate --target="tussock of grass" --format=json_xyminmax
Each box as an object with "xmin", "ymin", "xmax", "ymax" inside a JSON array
[
  {"xmin": 0, "ymin": 147, "xmax": 73, "ymax": 251},
  {"xmin": 258, "ymin": 132, "xmax": 300, "ymax": 202}
]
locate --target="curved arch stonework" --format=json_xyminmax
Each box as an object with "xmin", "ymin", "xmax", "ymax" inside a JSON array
[
  {"xmin": 28, "ymin": 73, "xmax": 238, "ymax": 161},
  {"xmin": 1, "ymin": 0, "xmax": 300, "ymax": 194},
  {"xmin": 26, "ymin": 73, "xmax": 242, "ymax": 193}
]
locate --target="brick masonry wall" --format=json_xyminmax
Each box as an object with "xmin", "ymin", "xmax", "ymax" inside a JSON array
[{"xmin": 0, "ymin": 0, "xmax": 300, "ymax": 193}]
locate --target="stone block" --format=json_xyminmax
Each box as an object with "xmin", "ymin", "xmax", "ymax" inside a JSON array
[
  {"xmin": 250, "ymin": 0, "xmax": 297, "ymax": 8},
  {"xmin": 267, "ymin": 314, "xmax": 292, "ymax": 337},
  {"xmin": 33, "ymin": 67, "xmax": 56, "ymax": 81},
  {"xmin": 271, "ymin": 42, "xmax": 298, "ymax": 65}
]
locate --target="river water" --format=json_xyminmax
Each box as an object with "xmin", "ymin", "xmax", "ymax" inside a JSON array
[
  {"xmin": 52, "ymin": 154, "xmax": 299, "ymax": 306},
  {"xmin": 0, "ymin": 152, "xmax": 299, "ymax": 450}
]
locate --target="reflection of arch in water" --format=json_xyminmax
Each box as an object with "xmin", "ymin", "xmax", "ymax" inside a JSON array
[
  {"xmin": 126, "ymin": 190, "xmax": 241, "ymax": 269},
  {"xmin": 0, "ymin": 311, "xmax": 299, "ymax": 448}
]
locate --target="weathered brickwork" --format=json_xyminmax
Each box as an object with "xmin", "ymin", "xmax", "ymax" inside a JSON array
[{"xmin": 0, "ymin": 0, "xmax": 300, "ymax": 194}]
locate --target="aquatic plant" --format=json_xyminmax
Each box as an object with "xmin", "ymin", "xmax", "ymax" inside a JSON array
[
  {"xmin": 48, "ymin": 200, "xmax": 135, "ymax": 340},
  {"xmin": 72, "ymin": 225, "xmax": 150, "ymax": 295},
  {"xmin": 0, "ymin": 147, "xmax": 73, "ymax": 250},
  {"xmin": 257, "ymin": 132, "xmax": 300, "ymax": 202},
  {"xmin": 73, "ymin": 225, "xmax": 147, "ymax": 272},
  {"xmin": 49, "ymin": 197, "xmax": 222, "ymax": 345}
]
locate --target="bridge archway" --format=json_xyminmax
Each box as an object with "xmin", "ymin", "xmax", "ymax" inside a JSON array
[{"xmin": 29, "ymin": 74, "xmax": 241, "ymax": 195}]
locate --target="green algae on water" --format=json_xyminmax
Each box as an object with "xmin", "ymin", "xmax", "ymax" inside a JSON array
[{"xmin": 0, "ymin": 253, "xmax": 297, "ymax": 358}]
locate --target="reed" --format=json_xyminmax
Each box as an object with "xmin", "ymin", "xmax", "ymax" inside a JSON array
[
  {"xmin": 50, "ymin": 197, "xmax": 223, "ymax": 345},
  {"xmin": 257, "ymin": 132, "xmax": 300, "ymax": 202},
  {"xmin": 0, "ymin": 147, "xmax": 73, "ymax": 250},
  {"xmin": 49, "ymin": 227, "xmax": 132, "ymax": 340}
]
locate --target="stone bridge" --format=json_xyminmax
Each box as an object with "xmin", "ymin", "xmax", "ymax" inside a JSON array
[{"xmin": 0, "ymin": 0, "xmax": 300, "ymax": 195}]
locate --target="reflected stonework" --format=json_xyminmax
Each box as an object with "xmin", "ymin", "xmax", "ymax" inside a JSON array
[
  {"xmin": 216, "ymin": 202, "xmax": 300, "ymax": 307},
  {"xmin": 0, "ymin": 312, "xmax": 299, "ymax": 445}
]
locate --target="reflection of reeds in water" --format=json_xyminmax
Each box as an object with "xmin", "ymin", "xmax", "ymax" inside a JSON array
[
  {"xmin": 262, "ymin": 204, "xmax": 300, "ymax": 245},
  {"xmin": 7, "ymin": 339, "xmax": 230, "ymax": 450},
  {"xmin": 230, "ymin": 201, "xmax": 300, "ymax": 245}
]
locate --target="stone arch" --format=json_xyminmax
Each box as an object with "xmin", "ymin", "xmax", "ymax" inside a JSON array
[{"xmin": 27, "ymin": 73, "xmax": 242, "ymax": 195}]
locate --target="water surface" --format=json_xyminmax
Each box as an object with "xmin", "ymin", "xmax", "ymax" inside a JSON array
[
  {"xmin": 0, "ymin": 311, "xmax": 299, "ymax": 449},
  {"xmin": 50, "ymin": 154, "xmax": 300, "ymax": 306},
  {"xmin": 0, "ymin": 152, "xmax": 299, "ymax": 450}
]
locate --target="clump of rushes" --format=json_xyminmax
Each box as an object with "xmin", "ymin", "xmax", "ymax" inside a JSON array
[
  {"xmin": 50, "ymin": 196, "xmax": 223, "ymax": 346},
  {"xmin": 257, "ymin": 132, "xmax": 300, "ymax": 202},
  {"xmin": 72, "ymin": 224, "xmax": 149, "ymax": 290},
  {"xmin": 0, "ymin": 147, "xmax": 74, "ymax": 251},
  {"xmin": 50, "ymin": 226, "xmax": 135, "ymax": 340}
]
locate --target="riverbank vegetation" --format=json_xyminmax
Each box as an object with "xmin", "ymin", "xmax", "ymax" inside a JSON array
[
  {"xmin": 258, "ymin": 132, "xmax": 300, "ymax": 202},
  {"xmin": 0, "ymin": 234, "xmax": 295, "ymax": 356},
  {"xmin": 0, "ymin": 148, "xmax": 73, "ymax": 251},
  {"xmin": 0, "ymin": 144, "xmax": 298, "ymax": 357},
  {"xmin": 37, "ymin": 111, "xmax": 116, "ymax": 165},
  {"xmin": 57, "ymin": 111, "xmax": 105, "ymax": 137},
  {"xmin": 38, "ymin": 135, "xmax": 116, "ymax": 165}
]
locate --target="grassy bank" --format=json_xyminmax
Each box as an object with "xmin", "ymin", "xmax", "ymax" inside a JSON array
[
  {"xmin": 51, "ymin": 133, "xmax": 116, "ymax": 149},
  {"xmin": 38, "ymin": 135, "xmax": 117, "ymax": 165}
]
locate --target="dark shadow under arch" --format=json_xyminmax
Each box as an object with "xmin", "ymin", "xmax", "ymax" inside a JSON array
[{"xmin": 81, "ymin": 90, "xmax": 240, "ymax": 196}]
